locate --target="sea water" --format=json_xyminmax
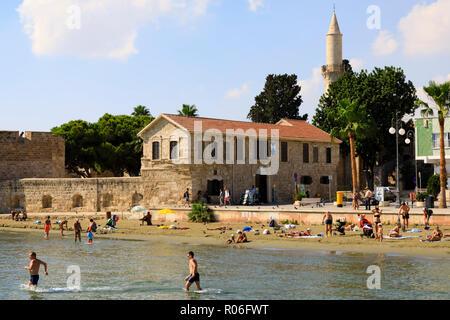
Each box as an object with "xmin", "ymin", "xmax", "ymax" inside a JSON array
[{"xmin": 0, "ymin": 231, "xmax": 449, "ymax": 300}]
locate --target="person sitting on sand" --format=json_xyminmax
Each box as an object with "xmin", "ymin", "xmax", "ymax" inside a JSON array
[
  {"xmin": 236, "ymin": 230, "xmax": 248, "ymax": 243},
  {"xmin": 302, "ymin": 228, "xmax": 312, "ymax": 236},
  {"xmin": 140, "ymin": 212, "xmax": 152, "ymax": 226},
  {"xmin": 227, "ymin": 234, "xmax": 235, "ymax": 244},
  {"xmin": 345, "ymin": 223, "xmax": 357, "ymax": 231},
  {"xmin": 22, "ymin": 211, "xmax": 27, "ymax": 221},
  {"xmin": 389, "ymin": 225, "xmax": 401, "ymax": 238},
  {"xmin": 422, "ymin": 226, "xmax": 443, "ymax": 242}
]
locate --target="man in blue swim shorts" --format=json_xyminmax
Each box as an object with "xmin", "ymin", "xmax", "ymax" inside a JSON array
[
  {"xmin": 184, "ymin": 251, "xmax": 201, "ymax": 292},
  {"xmin": 24, "ymin": 252, "xmax": 48, "ymax": 288}
]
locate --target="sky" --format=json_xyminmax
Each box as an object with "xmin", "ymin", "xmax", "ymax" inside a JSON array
[{"xmin": 0, "ymin": 0, "xmax": 449, "ymax": 132}]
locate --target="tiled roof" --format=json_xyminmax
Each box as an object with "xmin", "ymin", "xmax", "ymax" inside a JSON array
[{"xmin": 161, "ymin": 114, "xmax": 340, "ymax": 143}]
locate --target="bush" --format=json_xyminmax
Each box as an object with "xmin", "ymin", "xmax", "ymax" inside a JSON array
[
  {"xmin": 295, "ymin": 193, "xmax": 307, "ymax": 201},
  {"xmin": 427, "ymin": 174, "xmax": 443, "ymax": 199},
  {"xmin": 416, "ymin": 192, "xmax": 428, "ymax": 202},
  {"xmin": 188, "ymin": 201, "xmax": 214, "ymax": 223}
]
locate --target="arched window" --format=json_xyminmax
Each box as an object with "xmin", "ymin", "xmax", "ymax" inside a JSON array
[
  {"xmin": 132, "ymin": 192, "xmax": 143, "ymax": 207},
  {"xmin": 300, "ymin": 176, "xmax": 313, "ymax": 185},
  {"xmin": 72, "ymin": 194, "xmax": 83, "ymax": 208},
  {"xmin": 42, "ymin": 195, "xmax": 52, "ymax": 209}
]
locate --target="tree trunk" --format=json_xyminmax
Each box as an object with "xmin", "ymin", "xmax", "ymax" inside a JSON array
[
  {"xmin": 349, "ymin": 132, "xmax": 358, "ymax": 193},
  {"xmin": 439, "ymin": 116, "xmax": 447, "ymax": 208}
]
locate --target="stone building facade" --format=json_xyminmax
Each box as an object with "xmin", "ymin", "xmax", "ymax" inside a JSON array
[
  {"xmin": 138, "ymin": 114, "xmax": 341, "ymax": 204},
  {"xmin": 0, "ymin": 131, "xmax": 65, "ymax": 180},
  {"xmin": 0, "ymin": 115, "xmax": 340, "ymax": 213}
]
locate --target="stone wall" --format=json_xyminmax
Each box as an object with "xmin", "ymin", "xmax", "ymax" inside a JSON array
[{"xmin": 0, "ymin": 131, "xmax": 65, "ymax": 180}]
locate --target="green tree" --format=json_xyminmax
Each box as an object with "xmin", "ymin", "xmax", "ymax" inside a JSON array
[
  {"xmin": 132, "ymin": 105, "xmax": 151, "ymax": 117},
  {"xmin": 177, "ymin": 104, "xmax": 199, "ymax": 117},
  {"xmin": 417, "ymin": 81, "xmax": 450, "ymax": 208},
  {"xmin": 313, "ymin": 66, "xmax": 417, "ymax": 189},
  {"xmin": 427, "ymin": 174, "xmax": 443, "ymax": 199},
  {"xmin": 51, "ymin": 120, "xmax": 100, "ymax": 178},
  {"xmin": 247, "ymin": 74, "xmax": 307, "ymax": 123},
  {"xmin": 52, "ymin": 108, "xmax": 153, "ymax": 177},
  {"xmin": 329, "ymin": 99, "xmax": 376, "ymax": 193}
]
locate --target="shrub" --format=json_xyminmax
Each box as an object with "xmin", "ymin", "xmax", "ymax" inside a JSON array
[
  {"xmin": 416, "ymin": 192, "xmax": 428, "ymax": 202},
  {"xmin": 188, "ymin": 201, "xmax": 214, "ymax": 223},
  {"xmin": 427, "ymin": 174, "xmax": 443, "ymax": 199},
  {"xmin": 295, "ymin": 193, "xmax": 307, "ymax": 201}
]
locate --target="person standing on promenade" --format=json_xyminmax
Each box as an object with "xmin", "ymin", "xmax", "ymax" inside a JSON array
[
  {"xmin": 44, "ymin": 216, "xmax": 51, "ymax": 240},
  {"xmin": 352, "ymin": 191, "xmax": 360, "ymax": 210},
  {"xmin": 322, "ymin": 212, "xmax": 333, "ymax": 237},
  {"xmin": 184, "ymin": 251, "xmax": 202, "ymax": 292},
  {"xmin": 24, "ymin": 252, "xmax": 48, "ymax": 288},
  {"xmin": 224, "ymin": 187, "xmax": 231, "ymax": 206},
  {"xmin": 184, "ymin": 188, "xmax": 191, "ymax": 207},
  {"xmin": 364, "ymin": 188, "xmax": 373, "ymax": 210},
  {"xmin": 74, "ymin": 219, "xmax": 82, "ymax": 243}
]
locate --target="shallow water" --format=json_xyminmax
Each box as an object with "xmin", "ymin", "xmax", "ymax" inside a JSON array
[{"xmin": 0, "ymin": 231, "xmax": 449, "ymax": 300}]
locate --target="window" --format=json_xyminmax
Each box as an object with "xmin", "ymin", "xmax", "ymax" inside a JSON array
[
  {"xmin": 152, "ymin": 141, "xmax": 160, "ymax": 160},
  {"xmin": 313, "ymin": 147, "xmax": 319, "ymax": 163},
  {"xmin": 320, "ymin": 176, "xmax": 330, "ymax": 184},
  {"xmin": 281, "ymin": 142, "xmax": 288, "ymax": 162},
  {"xmin": 301, "ymin": 176, "xmax": 313, "ymax": 185},
  {"xmin": 432, "ymin": 133, "xmax": 450, "ymax": 148},
  {"xmin": 170, "ymin": 141, "xmax": 178, "ymax": 159},
  {"xmin": 256, "ymin": 139, "xmax": 269, "ymax": 160},
  {"xmin": 303, "ymin": 144, "xmax": 309, "ymax": 163},
  {"xmin": 326, "ymin": 148, "xmax": 332, "ymax": 163},
  {"xmin": 207, "ymin": 179, "xmax": 223, "ymax": 196},
  {"xmin": 72, "ymin": 195, "xmax": 83, "ymax": 208}
]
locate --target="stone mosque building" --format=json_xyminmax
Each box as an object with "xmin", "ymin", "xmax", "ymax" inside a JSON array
[{"xmin": 0, "ymin": 13, "xmax": 348, "ymax": 213}]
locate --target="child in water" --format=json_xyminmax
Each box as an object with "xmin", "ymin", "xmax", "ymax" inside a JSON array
[{"xmin": 87, "ymin": 229, "xmax": 94, "ymax": 244}]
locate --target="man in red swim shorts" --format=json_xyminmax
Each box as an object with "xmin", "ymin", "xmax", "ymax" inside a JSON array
[{"xmin": 44, "ymin": 216, "xmax": 51, "ymax": 240}]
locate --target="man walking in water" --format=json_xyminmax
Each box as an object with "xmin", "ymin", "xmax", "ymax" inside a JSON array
[
  {"xmin": 24, "ymin": 252, "xmax": 48, "ymax": 288},
  {"xmin": 184, "ymin": 251, "xmax": 202, "ymax": 292},
  {"xmin": 74, "ymin": 219, "xmax": 82, "ymax": 243}
]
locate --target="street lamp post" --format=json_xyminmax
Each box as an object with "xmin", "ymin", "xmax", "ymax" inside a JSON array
[
  {"xmin": 404, "ymin": 130, "xmax": 418, "ymax": 194},
  {"xmin": 389, "ymin": 111, "xmax": 404, "ymax": 208}
]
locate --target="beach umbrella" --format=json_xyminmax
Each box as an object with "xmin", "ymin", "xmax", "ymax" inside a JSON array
[
  {"xmin": 131, "ymin": 206, "xmax": 149, "ymax": 212},
  {"xmin": 158, "ymin": 209, "xmax": 176, "ymax": 214}
]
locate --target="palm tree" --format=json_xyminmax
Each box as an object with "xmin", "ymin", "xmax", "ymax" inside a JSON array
[
  {"xmin": 417, "ymin": 81, "xmax": 450, "ymax": 208},
  {"xmin": 330, "ymin": 99, "xmax": 376, "ymax": 193},
  {"xmin": 132, "ymin": 105, "xmax": 151, "ymax": 117},
  {"xmin": 177, "ymin": 104, "xmax": 199, "ymax": 117}
]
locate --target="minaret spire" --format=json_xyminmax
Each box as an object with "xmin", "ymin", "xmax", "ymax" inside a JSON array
[{"xmin": 322, "ymin": 11, "xmax": 344, "ymax": 93}]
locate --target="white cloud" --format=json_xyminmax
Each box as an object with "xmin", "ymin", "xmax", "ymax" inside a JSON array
[
  {"xmin": 248, "ymin": 0, "xmax": 264, "ymax": 12},
  {"xmin": 349, "ymin": 58, "xmax": 364, "ymax": 71},
  {"xmin": 371, "ymin": 30, "xmax": 398, "ymax": 56},
  {"xmin": 398, "ymin": 0, "xmax": 450, "ymax": 56},
  {"xmin": 225, "ymin": 83, "xmax": 249, "ymax": 99},
  {"xmin": 17, "ymin": 0, "xmax": 211, "ymax": 60},
  {"xmin": 299, "ymin": 67, "xmax": 323, "ymax": 115}
]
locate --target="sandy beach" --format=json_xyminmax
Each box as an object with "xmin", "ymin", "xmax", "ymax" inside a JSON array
[{"xmin": 1, "ymin": 213, "xmax": 449, "ymax": 258}]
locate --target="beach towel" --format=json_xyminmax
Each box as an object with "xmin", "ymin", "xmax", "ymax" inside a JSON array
[
  {"xmin": 158, "ymin": 226, "xmax": 171, "ymax": 229},
  {"xmin": 243, "ymin": 227, "xmax": 252, "ymax": 232},
  {"xmin": 33, "ymin": 220, "xmax": 41, "ymax": 224},
  {"xmin": 405, "ymin": 229, "xmax": 422, "ymax": 233},
  {"xmin": 287, "ymin": 235, "xmax": 323, "ymax": 239},
  {"xmin": 284, "ymin": 224, "xmax": 296, "ymax": 230}
]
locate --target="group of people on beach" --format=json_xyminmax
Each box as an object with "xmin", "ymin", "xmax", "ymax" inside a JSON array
[
  {"xmin": 183, "ymin": 187, "xmax": 232, "ymax": 207},
  {"xmin": 41, "ymin": 215, "xmax": 96, "ymax": 243},
  {"xmin": 10, "ymin": 210, "xmax": 27, "ymax": 221}
]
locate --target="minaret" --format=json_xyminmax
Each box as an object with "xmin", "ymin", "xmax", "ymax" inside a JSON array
[{"xmin": 322, "ymin": 11, "xmax": 344, "ymax": 93}]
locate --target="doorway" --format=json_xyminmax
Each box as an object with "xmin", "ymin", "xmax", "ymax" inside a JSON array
[{"xmin": 255, "ymin": 174, "xmax": 268, "ymax": 203}]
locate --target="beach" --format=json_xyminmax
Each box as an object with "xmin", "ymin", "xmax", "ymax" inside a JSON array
[{"xmin": 1, "ymin": 213, "xmax": 449, "ymax": 258}]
